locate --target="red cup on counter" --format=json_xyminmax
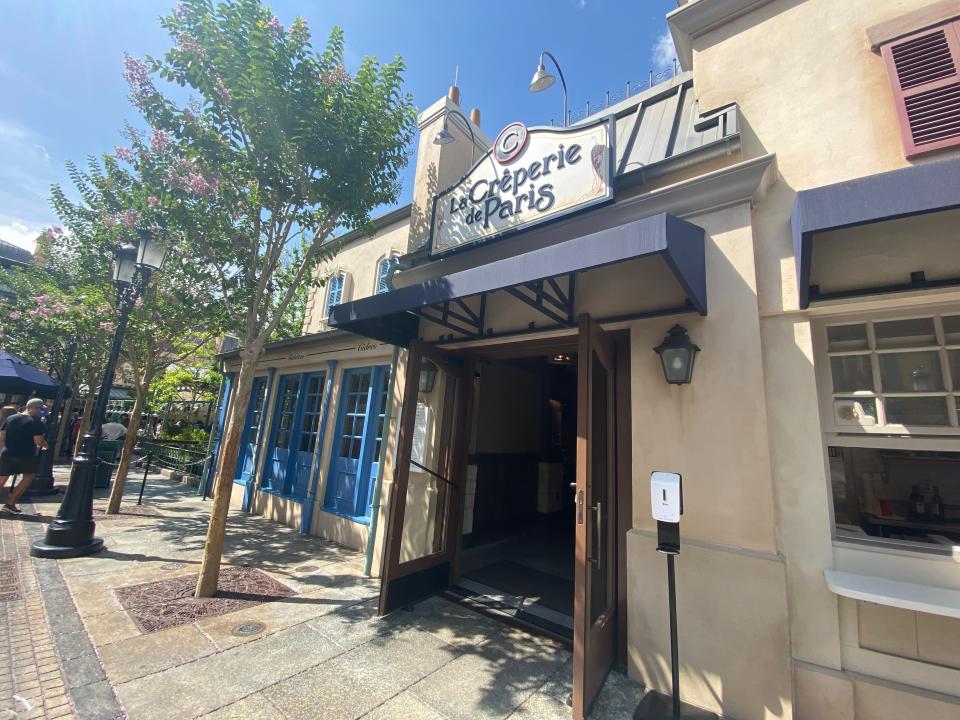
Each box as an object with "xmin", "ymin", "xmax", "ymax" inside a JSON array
[{"xmin": 879, "ymin": 498, "xmax": 893, "ymax": 516}]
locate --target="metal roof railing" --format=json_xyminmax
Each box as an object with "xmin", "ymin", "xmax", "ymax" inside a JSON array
[{"xmin": 551, "ymin": 61, "xmax": 680, "ymax": 126}]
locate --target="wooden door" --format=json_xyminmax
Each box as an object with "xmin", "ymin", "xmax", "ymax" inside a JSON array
[
  {"xmin": 573, "ymin": 314, "xmax": 617, "ymax": 719},
  {"xmin": 378, "ymin": 341, "xmax": 469, "ymax": 615}
]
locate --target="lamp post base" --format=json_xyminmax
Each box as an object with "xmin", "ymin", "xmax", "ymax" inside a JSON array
[
  {"xmin": 634, "ymin": 691, "xmax": 718, "ymax": 720},
  {"xmin": 31, "ymin": 536, "xmax": 103, "ymax": 559}
]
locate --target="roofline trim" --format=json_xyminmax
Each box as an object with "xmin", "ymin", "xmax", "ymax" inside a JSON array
[{"xmin": 328, "ymin": 204, "xmax": 412, "ymax": 249}]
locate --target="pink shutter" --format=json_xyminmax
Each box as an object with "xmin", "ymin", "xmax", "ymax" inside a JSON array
[{"xmin": 882, "ymin": 20, "xmax": 960, "ymax": 158}]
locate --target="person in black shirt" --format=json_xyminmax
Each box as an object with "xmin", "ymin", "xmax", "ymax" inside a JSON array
[{"xmin": 0, "ymin": 398, "xmax": 48, "ymax": 514}]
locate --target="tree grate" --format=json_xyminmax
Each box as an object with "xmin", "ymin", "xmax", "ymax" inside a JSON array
[
  {"xmin": 114, "ymin": 566, "xmax": 295, "ymax": 633},
  {"xmin": 92, "ymin": 504, "xmax": 164, "ymax": 520}
]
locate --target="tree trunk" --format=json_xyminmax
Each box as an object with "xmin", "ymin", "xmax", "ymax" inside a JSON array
[
  {"xmin": 194, "ymin": 352, "xmax": 258, "ymax": 598},
  {"xmin": 106, "ymin": 379, "xmax": 148, "ymax": 514}
]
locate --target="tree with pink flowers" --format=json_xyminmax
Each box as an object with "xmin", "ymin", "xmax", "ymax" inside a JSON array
[
  {"xmin": 47, "ymin": 138, "xmax": 227, "ymax": 515},
  {"xmin": 123, "ymin": 0, "xmax": 416, "ymax": 597}
]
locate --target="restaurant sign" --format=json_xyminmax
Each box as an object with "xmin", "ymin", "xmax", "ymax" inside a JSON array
[{"xmin": 429, "ymin": 117, "xmax": 614, "ymax": 257}]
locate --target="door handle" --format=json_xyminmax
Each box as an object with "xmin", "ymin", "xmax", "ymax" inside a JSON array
[
  {"xmin": 576, "ymin": 489, "xmax": 584, "ymax": 525},
  {"xmin": 591, "ymin": 501, "xmax": 603, "ymax": 569}
]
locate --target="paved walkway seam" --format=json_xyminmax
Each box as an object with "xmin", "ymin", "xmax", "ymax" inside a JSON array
[{"xmin": 24, "ymin": 511, "xmax": 126, "ymax": 720}]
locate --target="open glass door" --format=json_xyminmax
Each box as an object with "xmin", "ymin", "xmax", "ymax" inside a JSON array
[
  {"xmin": 573, "ymin": 314, "xmax": 617, "ymax": 719},
  {"xmin": 378, "ymin": 341, "xmax": 469, "ymax": 615}
]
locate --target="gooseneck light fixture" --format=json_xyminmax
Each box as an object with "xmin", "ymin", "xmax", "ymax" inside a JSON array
[
  {"xmin": 529, "ymin": 51, "xmax": 568, "ymax": 127},
  {"xmin": 654, "ymin": 325, "xmax": 700, "ymax": 385},
  {"xmin": 433, "ymin": 107, "xmax": 477, "ymax": 165},
  {"xmin": 32, "ymin": 227, "xmax": 168, "ymax": 558}
]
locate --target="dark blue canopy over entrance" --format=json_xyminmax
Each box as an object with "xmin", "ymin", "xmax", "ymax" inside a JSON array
[{"xmin": 329, "ymin": 212, "xmax": 707, "ymax": 347}]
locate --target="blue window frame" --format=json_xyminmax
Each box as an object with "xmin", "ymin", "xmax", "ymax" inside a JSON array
[
  {"xmin": 324, "ymin": 365, "xmax": 391, "ymax": 523},
  {"xmin": 262, "ymin": 371, "xmax": 327, "ymax": 502},
  {"xmin": 377, "ymin": 256, "xmax": 398, "ymax": 294}
]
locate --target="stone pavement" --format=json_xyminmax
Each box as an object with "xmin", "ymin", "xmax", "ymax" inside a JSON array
[{"xmin": 2, "ymin": 468, "xmax": 646, "ymax": 719}]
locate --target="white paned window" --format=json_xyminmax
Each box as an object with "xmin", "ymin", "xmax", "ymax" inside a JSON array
[
  {"xmin": 820, "ymin": 313, "xmax": 960, "ymax": 435},
  {"xmin": 377, "ymin": 255, "xmax": 399, "ymax": 295},
  {"xmin": 816, "ymin": 310, "xmax": 960, "ymax": 553}
]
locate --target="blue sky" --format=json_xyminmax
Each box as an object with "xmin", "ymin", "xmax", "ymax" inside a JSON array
[{"xmin": 0, "ymin": 0, "xmax": 677, "ymax": 251}]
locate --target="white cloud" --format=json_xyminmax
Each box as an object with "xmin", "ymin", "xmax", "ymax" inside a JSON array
[
  {"xmin": 0, "ymin": 220, "xmax": 43, "ymax": 252},
  {"xmin": 651, "ymin": 29, "xmax": 677, "ymax": 72},
  {"xmin": 0, "ymin": 117, "xmax": 58, "ymax": 247},
  {"xmin": 576, "ymin": 0, "xmax": 587, "ymax": 8}
]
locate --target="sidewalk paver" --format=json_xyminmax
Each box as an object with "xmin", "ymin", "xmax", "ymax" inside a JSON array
[{"xmin": 3, "ymin": 466, "xmax": 646, "ymax": 720}]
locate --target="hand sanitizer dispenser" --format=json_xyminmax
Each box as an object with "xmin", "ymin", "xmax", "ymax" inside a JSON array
[{"xmin": 651, "ymin": 471, "xmax": 682, "ymax": 523}]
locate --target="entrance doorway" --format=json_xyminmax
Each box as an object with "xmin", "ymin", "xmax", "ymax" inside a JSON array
[
  {"xmin": 378, "ymin": 316, "xmax": 628, "ymax": 719},
  {"xmin": 452, "ymin": 352, "xmax": 578, "ymax": 640}
]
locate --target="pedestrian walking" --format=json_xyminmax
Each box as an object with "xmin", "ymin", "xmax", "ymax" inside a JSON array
[{"xmin": 0, "ymin": 398, "xmax": 49, "ymax": 513}]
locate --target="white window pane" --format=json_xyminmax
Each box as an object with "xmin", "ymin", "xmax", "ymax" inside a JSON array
[
  {"xmin": 944, "ymin": 316, "xmax": 960, "ymax": 345},
  {"xmin": 830, "ymin": 355, "xmax": 874, "ymax": 393},
  {"xmin": 827, "ymin": 324, "xmax": 869, "ymax": 352},
  {"xmin": 878, "ymin": 351, "xmax": 944, "ymax": 392},
  {"xmin": 874, "ymin": 317, "xmax": 937, "ymax": 348},
  {"xmin": 885, "ymin": 397, "xmax": 950, "ymax": 426}
]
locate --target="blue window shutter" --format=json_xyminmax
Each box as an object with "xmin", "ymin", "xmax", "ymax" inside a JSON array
[{"xmin": 377, "ymin": 256, "xmax": 398, "ymax": 294}]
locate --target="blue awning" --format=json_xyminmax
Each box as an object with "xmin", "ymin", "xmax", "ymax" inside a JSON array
[
  {"xmin": 330, "ymin": 212, "xmax": 706, "ymax": 346},
  {"xmin": 792, "ymin": 156, "xmax": 960, "ymax": 309}
]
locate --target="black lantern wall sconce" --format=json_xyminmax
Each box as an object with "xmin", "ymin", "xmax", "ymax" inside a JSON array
[
  {"xmin": 419, "ymin": 360, "xmax": 439, "ymax": 393},
  {"xmin": 654, "ymin": 325, "xmax": 700, "ymax": 385}
]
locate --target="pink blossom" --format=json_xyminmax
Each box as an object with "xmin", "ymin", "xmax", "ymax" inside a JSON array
[
  {"xmin": 289, "ymin": 18, "xmax": 308, "ymax": 44},
  {"xmin": 150, "ymin": 129, "xmax": 171, "ymax": 154},
  {"xmin": 47, "ymin": 226, "xmax": 64, "ymax": 238},
  {"xmin": 28, "ymin": 307, "xmax": 53, "ymax": 319},
  {"xmin": 173, "ymin": 2, "xmax": 189, "ymax": 18},
  {"xmin": 177, "ymin": 32, "xmax": 205, "ymax": 59},
  {"xmin": 50, "ymin": 303, "xmax": 69, "ymax": 314},
  {"xmin": 187, "ymin": 171, "xmax": 219, "ymax": 196},
  {"xmin": 123, "ymin": 54, "xmax": 153, "ymax": 109},
  {"xmin": 8, "ymin": 311, "xmax": 21, "ymax": 320},
  {"xmin": 119, "ymin": 209, "xmax": 139, "ymax": 227},
  {"xmin": 33, "ymin": 294, "xmax": 50, "ymax": 305},
  {"xmin": 321, "ymin": 64, "xmax": 351, "ymax": 88},
  {"xmin": 115, "ymin": 146, "xmax": 134, "ymax": 163},
  {"xmin": 147, "ymin": 195, "xmax": 160, "ymax": 208},
  {"xmin": 103, "ymin": 214, "xmax": 117, "ymax": 228},
  {"xmin": 267, "ymin": 16, "xmax": 283, "ymax": 34},
  {"xmin": 213, "ymin": 76, "xmax": 232, "ymax": 104},
  {"xmin": 99, "ymin": 321, "xmax": 114, "ymax": 333}
]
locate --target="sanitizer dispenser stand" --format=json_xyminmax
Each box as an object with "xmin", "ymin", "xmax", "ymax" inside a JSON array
[{"xmin": 635, "ymin": 472, "xmax": 717, "ymax": 720}]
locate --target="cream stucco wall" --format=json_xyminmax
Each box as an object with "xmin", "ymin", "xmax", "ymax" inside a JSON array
[
  {"xmin": 303, "ymin": 217, "xmax": 410, "ymax": 334},
  {"xmin": 675, "ymin": 1, "xmax": 960, "ymax": 717}
]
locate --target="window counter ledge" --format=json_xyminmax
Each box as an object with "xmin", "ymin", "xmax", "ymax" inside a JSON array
[{"xmin": 825, "ymin": 569, "xmax": 960, "ymax": 619}]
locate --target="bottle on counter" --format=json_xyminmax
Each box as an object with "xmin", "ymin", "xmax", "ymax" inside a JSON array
[
  {"xmin": 929, "ymin": 486, "xmax": 944, "ymax": 519},
  {"xmin": 909, "ymin": 485, "xmax": 926, "ymax": 518}
]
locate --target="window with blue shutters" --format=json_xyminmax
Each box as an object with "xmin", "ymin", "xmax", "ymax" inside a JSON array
[{"xmin": 377, "ymin": 255, "xmax": 399, "ymax": 294}]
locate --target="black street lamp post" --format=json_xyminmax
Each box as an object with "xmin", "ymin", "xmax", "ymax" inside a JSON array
[
  {"xmin": 26, "ymin": 334, "xmax": 78, "ymax": 497},
  {"xmin": 32, "ymin": 230, "xmax": 167, "ymax": 559}
]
